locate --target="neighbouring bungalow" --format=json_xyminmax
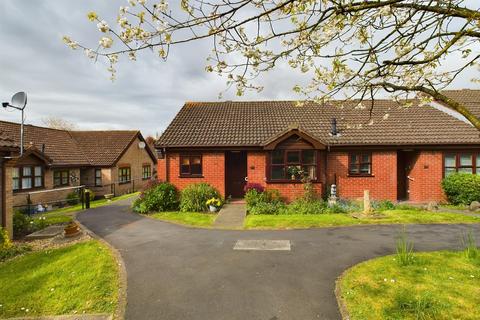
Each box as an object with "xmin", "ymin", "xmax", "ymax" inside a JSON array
[
  {"xmin": 156, "ymin": 89, "xmax": 480, "ymax": 203},
  {"xmin": 0, "ymin": 120, "xmax": 157, "ymax": 210}
]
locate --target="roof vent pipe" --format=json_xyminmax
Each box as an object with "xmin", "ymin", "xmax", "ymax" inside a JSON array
[
  {"xmin": 41, "ymin": 144, "xmax": 45, "ymax": 153},
  {"xmin": 331, "ymin": 118, "xmax": 338, "ymax": 136}
]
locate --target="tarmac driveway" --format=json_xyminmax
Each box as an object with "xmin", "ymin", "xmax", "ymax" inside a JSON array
[{"xmin": 77, "ymin": 199, "xmax": 480, "ymax": 320}]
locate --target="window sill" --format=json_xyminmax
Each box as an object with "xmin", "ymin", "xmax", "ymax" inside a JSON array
[
  {"xmin": 54, "ymin": 185, "xmax": 70, "ymax": 189},
  {"xmin": 347, "ymin": 174, "xmax": 375, "ymax": 178},
  {"xmin": 266, "ymin": 179, "xmax": 320, "ymax": 184},
  {"xmin": 14, "ymin": 187, "xmax": 45, "ymax": 193},
  {"xmin": 142, "ymin": 177, "xmax": 152, "ymax": 181},
  {"xmin": 119, "ymin": 181, "xmax": 131, "ymax": 185},
  {"xmin": 179, "ymin": 175, "xmax": 204, "ymax": 178}
]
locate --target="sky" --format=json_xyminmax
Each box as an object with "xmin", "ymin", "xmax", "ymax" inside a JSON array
[{"xmin": 0, "ymin": 0, "xmax": 478, "ymax": 137}]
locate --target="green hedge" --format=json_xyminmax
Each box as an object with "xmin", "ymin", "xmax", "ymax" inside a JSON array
[{"xmin": 441, "ymin": 173, "xmax": 480, "ymax": 205}]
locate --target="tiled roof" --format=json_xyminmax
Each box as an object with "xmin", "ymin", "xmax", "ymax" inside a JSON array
[
  {"xmin": 443, "ymin": 89, "xmax": 480, "ymax": 118},
  {"xmin": 0, "ymin": 121, "xmax": 90, "ymax": 166},
  {"xmin": 0, "ymin": 121, "xmax": 153, "ymax": 166},
  {"xmin": 157, "ymin": 93, "xmax": 480, "ymax": 148},
  {"xmin": 0, "ymin": 130, "xmax": 16, "ymax": 149},
  {"xmin": 70, "ymin": 130, "xmax": 140, "ymax": 166}
]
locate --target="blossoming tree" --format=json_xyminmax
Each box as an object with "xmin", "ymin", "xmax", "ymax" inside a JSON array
[{"xmin": 64, "ymin": 0, "xmax": 480, "ymax": 129}]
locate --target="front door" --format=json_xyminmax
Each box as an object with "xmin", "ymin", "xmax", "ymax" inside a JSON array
[
  {"xmin": 226, "ymin": 151, "xmax": 247, "ymax": 198},
  {"xmin": 397, "ymin": 151, "xmax": 417, "ymax": 201}
]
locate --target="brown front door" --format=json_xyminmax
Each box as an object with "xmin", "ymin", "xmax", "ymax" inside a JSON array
[
  {"xmin": 226, "ymin": 151, "xmax": 247, "ymax": 198},
  {"xmin": 397, "ymin": 150, "xmax": 417, "ymax": 201}
]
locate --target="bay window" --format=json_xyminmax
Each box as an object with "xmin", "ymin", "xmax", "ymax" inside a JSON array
[{"xmin": 269, "ymin": 149, "xmax": 317, "ymax": 181}]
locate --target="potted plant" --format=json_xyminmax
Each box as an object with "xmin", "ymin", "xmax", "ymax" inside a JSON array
[
  {"xmin": 64, "ymin": 222, "xmax": 81, "ymax": 238},
  {"xmin": 206, "ymin": 198, "xmax": 221, "ymax": 212},
  {"xmin": 287, "ymin": 166, "xmax": 302, "ymax": 180}
]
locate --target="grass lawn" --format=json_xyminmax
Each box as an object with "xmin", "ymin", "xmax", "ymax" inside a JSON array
[
  {"xmin": 35, "ymin": 192, "xmax": 140, "ymax": 226},
  {"xmin": 0, "ymin": 240, "xmax": 118, "ymax": 318},
  {"xmin": 339, "ymin": 251, "xmax": 480, "ymax": 319},
  {"xmin": 245, "ymin": 209, "xmax": 480, "ymax": 229},
  {"xmin": 148, "ymin": 211, "xmax": 217, "ymax": 227}
]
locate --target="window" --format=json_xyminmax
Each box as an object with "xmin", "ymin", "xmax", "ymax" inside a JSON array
[
  {"xmin": 179, "ymin": 155, "xmax": 202, "ymax": 176},
  {"xmin": 142, "ymin": 165, "xmax": 152, "ymax": 180},
  {"xmin": 119, "ymin": 167, "xmax": 131, "ymax": 184},
  {"xmin": 54, "ymin": 170, "xmax": 69, "ymax": 187},
  {"xmin": 269, "ymin": 150, "xmax": 317, "ymax": 181},
  {"xmin": 13, "ymin": 166, "xmax": 43, "ymax": 191},
  {"xmin": 444, "ymin": 153, "xmax": 478, "ymax": 176},
  {"xmin": 95, "ymin": 169, "xmax": 102, "ymax": 186},
  {"xmin": 12, "ymin": 167, "xmax": 19, "ymax": 191},
  {"xmin": 349, "ymin": 153, "xmax": 372, "ymax": 175}
]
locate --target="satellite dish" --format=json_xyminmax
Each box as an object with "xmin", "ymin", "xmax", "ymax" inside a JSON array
[
  {"xmin": 138, "ymin": 141, "xmax": 146, "ymax": 149},
  {"xmin": 11, "ymin": 92, "xmax": 27, "ymax": 110}
]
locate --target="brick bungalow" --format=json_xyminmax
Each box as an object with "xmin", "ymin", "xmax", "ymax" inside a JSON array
[
  {"xmin": 0, "ymin": 120, "xmax": 157, "ymax": 209},
  {"xmin": 156, "ymin": 89, "xmax": 480, "ymax": 203}
]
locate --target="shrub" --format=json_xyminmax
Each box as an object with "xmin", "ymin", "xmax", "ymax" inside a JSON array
[
  {"xmin": 0, "ymin": 227, "xmax": 12, "ymax": 250},
  {"xmin": 245, "ymin": 188, "xmax": 285, "ymax": 214},
  {"xmin": 180, "ymin": 183, "xmax": 222, "ymax": 212},
  {"xmin": 372, "ymin": 200, "xmax": 396, "ymax": 212},
  {"xmin": 132, "ymin": 182, "xmax": 179, "ymax": 214},
  {"xmin": 0, "ymin": 243, "xmax": 31, "ymax": 262},
  {"xmin": 245, "ymin": 189, "xmax": 265, "ymax": 211},
  {"xmin": 244, "ymin": 182, "xmax": 264, "ymax": 193},
  {"xmin": 264, "ymin": 189, "xmax": 282, "ymax": 203},
  {"xmin": 442, "ymin": 173, "xmax": 480, "ymax": 205},
  {"xmin": 66, "ymin": 191, "xmax": 80, "ymax": 205},
  {"xmin": 13, "ymin": 211, "xmax": 32, "ymax": 238}
]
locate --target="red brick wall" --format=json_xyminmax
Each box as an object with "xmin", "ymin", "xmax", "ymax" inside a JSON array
[
  {"xmin": 407, "ymin": 151, "xmax": 445, "ymax": 203},
  {"xmin": 163, "ymin": 152, "xmax": 226, "ymax": 196},
  {"xmin": 160, "ymin": 149, "xmax": 446, "ymax": 203},
  {"xmin": 326, "ymin": 151, "xmax": 398, "ymax": 201},
  {"xmin": 157, "ymin": 157, "xmax": 167, "ymax": 182}
]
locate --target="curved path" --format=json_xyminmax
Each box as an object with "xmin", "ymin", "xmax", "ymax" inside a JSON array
[{"xmin": 77, "ymin": 199, "xmax": 480, "ymax": 320}]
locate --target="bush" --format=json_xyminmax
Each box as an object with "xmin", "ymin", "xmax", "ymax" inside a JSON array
[
  {"xmin": 132, "ymin": 182, "xmax": 179, "ymax": 214},
  {"xmin": 0, "ymin": 227, "xmax": 12, "ymax": 250},
  {"xmin": 442, "ymin": 173, "xmax": 480, "ymax": 205},
  {"xmin": 13, "ymin": 212, "xmax": 50, "ymax": 238},
  {"xmin": 0, "ymin": 244, "xmax": 31, "ymax": 262},
  {"xmin": 244, "ymin": 182, "xmax": 264, "ymax": 193},
  {"xmin": 66, "ymin": 191, "xmax": 80, "ymax": 206},
  {"xmin": 13, "ymin": 211, "xmax": 32, "ymax": 238},
  {"xmin": 245, "ymin": 189, "xmax": 265, "ymax": 211},
  {"xmin": 372, "ymin": 200, "xmax": 396, "ymax": 212},
  {"xmin": 180, "ymin": 183, "xmax": 222, "ymax": 212}
]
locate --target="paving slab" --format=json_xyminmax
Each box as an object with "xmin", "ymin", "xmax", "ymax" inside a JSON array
[
  {"xmin": 213, "ymin": 203, "xmax": 246, "ymax": 228},
  {"xmin": 25, "ymin": 225, "xmax": 65, "ymax": 240},
  {"xmin": 233, "ymin": 239, "xmax": 291, "ymax": 251}
]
